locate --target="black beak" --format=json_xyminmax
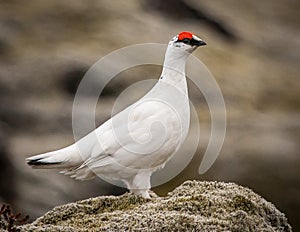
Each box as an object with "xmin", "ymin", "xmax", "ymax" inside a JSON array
[{"xmin": 192, "ymin": 39, "xmax": 207, "ymax": 46}]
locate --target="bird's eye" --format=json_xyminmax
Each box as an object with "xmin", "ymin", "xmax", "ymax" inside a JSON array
[{"xmin": 182, "ymin": 38, "xmax": 190, "ymax": 44}]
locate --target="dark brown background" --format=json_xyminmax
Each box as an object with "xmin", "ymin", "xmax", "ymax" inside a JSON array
[{"xmin": 0, "ymin": 0, "xmax": 299, "ymax": 230}]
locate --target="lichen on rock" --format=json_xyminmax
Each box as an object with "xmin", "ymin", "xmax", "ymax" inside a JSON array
[{"xmin": 18, "ymin": 181, "xmax": 292, "ymax": 231}]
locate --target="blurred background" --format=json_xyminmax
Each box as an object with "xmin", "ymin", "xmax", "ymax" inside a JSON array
[{"xmin": 0, "ymin": 0, "xmax": 299, "ymax": 230}]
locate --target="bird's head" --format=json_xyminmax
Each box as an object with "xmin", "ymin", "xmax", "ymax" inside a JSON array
[{"xmin": 168, "ymin": 31, "xmax": 206, "ymax": 53}]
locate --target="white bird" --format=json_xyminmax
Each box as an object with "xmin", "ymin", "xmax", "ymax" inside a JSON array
[{"xmin": 26, "ymin": 32, "xmax": 206, "ymax": 198}]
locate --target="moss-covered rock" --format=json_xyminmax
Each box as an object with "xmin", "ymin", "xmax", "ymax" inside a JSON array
[{"xmin": 18, "ymin": 181, "xmax": 292, "ymax": 231}]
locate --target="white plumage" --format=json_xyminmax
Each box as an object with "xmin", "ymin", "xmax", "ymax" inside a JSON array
[{"xmin": 26, "ymin": 32, "xmax": 206, "ymax": 198}]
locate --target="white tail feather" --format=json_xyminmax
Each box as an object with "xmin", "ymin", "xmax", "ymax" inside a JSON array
[{"xmin": 26, "ymin": 144, "xmax": 82, "ymax": 169}]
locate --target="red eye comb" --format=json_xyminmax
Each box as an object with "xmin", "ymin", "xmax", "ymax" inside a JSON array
[{"xmin": 178, "ymin": 31, "xmax": 193, "ymax": 41}]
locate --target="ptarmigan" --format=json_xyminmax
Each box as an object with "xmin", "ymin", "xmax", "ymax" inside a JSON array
[{"xmin": 26, "ymin": 32, "xmax": 206, "ymax": 198}]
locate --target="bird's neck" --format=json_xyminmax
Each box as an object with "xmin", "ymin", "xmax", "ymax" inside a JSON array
[{"xmin": 160, "ymin": 47, "xmax": 189, "ymax": 93}]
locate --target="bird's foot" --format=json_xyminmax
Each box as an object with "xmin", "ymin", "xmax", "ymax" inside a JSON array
[
  {"xmin": 148, "ymin": 190, "xmax": 159, "ymax": 198},
  {"xmin": 141, "ymin": 191, "xmax": 151, "ymax": 199},
  {"xmin": 130, "ymin": 189, "xmax": 151, "ymax": 199}
]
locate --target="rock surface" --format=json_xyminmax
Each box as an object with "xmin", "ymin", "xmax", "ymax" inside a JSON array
[{"xmin": 18, "ymin": 181, "xmax": 292, "ymax": 231}]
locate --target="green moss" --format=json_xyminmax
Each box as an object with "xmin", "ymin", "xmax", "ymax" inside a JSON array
[
  {"xmin": 79, "ymin": 194, "xmax": 148, "ymax": 214},
  {"xmin": 232, "ymin": 195, "xmax": 257, "ymax": 213},
  {"xmin": 19, "ymin": 181, "xmax": 292, "ymax": 231}
]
